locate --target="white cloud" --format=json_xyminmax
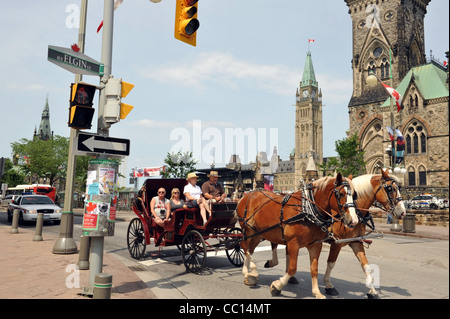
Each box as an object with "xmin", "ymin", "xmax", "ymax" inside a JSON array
[{"xmin": 139, "ymin": 51, "xmax": 300, "ymax": 96}]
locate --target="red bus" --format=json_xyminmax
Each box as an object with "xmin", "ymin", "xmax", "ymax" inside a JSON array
[{"xmin": 6, "ymin": 184, "xmax": 57, "ymax": 202}]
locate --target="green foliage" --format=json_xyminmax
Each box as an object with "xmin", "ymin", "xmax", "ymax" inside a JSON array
[
  {"xmin": 0, "ymin": 158, "xmax": 26, "ymax": 187},
  {"xmin": 10, "ymin": 136, "xmax": 89, "ymax": 187},
  {"xmin": 161, "ymin": 151, "xmax": 197, "ymax": 179},
  {"xmin": 319, "ymin": 133, "xmax": 367, "ymax": 177}
]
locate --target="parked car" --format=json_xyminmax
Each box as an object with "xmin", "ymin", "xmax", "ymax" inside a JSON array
[
  {"xmin": 1, "ymin": 195, "xmax": 15, "ymax": 208},
  {"xmin": 7, "ymin": 195, "xmax": 62, "ymax": 224},
  {"xmin": 410, "ymin": 194, "xmax": 439, "ymax": 210},
  {"xmin": 437, "ymin": 198, "xmax": 449, "ymax": 210}
]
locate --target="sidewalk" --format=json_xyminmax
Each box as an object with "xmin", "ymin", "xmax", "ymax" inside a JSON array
[
  {"xmin": 0, "ymin": 217, "xmax": 156, "ymax": 299},
  {"xmin": 0, "ymin": 210, "xmax": 447, "ymax": 299}
]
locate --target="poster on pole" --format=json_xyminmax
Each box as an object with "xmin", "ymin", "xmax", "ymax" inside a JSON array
[{"xmin": 82, "ymin": 159, "xmax": 119, "ymax": 236}]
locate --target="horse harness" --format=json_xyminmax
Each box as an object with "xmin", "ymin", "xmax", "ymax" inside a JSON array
[
  {"xmin": 239, "ymin": 181, "xmax": 354, "ymax": 245},
  {"xmin": 356, "ymin": 176, "xmax": 403, "ymax": 231}
]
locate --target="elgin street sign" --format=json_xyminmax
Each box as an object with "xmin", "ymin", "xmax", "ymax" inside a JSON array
[
  {"xmin": 48, "ymin": 45, "xmax": 104, "ymax": 76},
  {"xmin": 76, "ymin": 133, "xmax": 130, "ymax": 157}
]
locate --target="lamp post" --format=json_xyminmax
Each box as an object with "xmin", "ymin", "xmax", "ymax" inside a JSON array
[{"xmin": 367, "ymin": 63, "xmax": 406, "ymax": 231}]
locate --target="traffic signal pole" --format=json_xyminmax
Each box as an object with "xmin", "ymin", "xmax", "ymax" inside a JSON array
[
  {"xmin": 53, "ymin": 0, "xmax": 88, "ymax": 255},
  {"xmin": 86, "ymin": 0, "xmax": 115, "ymax": 293}
]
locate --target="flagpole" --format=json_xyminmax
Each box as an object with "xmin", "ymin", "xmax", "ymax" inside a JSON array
[{"xmin": 389, "ymin": 48, "xmax": 396, "ymax": 169}]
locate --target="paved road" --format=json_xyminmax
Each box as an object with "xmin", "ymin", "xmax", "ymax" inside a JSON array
[{"xmin": 2, "ymin": 211, "xmax": 448, "ymax": 299}]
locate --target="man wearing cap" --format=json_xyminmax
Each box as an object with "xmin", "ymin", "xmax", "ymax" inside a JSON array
[{"xmin": 202, "ymin": 171, "xmax": 227, "ymax": 204}]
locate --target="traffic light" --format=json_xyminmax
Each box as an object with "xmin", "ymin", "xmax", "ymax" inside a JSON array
[
  {"xmin": 69, "ymin": 83, "xmax": 97, "ymax": 129},
  {"xmin": 103, "ymin": 77, "xmax": 134, "ymax": 125},
  {"xmin": 175, "ymin": 0, "xmax": 199, "ymax": 46}
]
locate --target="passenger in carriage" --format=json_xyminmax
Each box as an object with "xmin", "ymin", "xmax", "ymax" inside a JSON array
[
  {"xmin": 183, "ymin": 172, "xmax": 211, "ymax": 225},
  {"xmin": 170, "ymin": 188, "xmax": 186, "ymax": 211},
  {"xmin": 202, "ymin": 170, "xmax": 227, "ymax": 205},
  {"xmin": 150, "ymin": 188, "xmax": 171, "ymax": 227}
]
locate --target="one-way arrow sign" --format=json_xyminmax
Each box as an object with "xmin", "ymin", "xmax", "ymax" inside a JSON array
[{"xmin": 77, "ymin": 133, "xmax": 130, "ymax": 156}]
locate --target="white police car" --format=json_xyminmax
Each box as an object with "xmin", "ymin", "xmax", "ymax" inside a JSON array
[{"xmin": 7, "ymin": 195, "xmax": 62, "ymax": 224}]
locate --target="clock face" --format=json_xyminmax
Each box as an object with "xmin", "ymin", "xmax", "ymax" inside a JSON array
[
  {"xmin": 311, "ymin": 90, "xmax": 316, "ymax": 98},
  {"xmin": 302, "ymin": 90, "xmax": 309, "ymax": 97}
]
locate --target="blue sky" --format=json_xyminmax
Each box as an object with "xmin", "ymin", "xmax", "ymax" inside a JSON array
[{"xmin": 0, "ymin": 0, "xmax": 448, "ymax": 186}]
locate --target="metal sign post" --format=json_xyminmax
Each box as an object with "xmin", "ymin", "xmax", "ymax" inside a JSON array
[{"xmin": 53, "ymin": 0, "xmax": 89, "ymax": 255}]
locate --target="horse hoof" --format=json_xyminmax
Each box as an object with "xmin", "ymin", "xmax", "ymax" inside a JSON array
[
  {"xmin": 264, "ymin": 261, "xmax": 271, "ymax": 268},
  {"xmin": 244, "ymin": 276, "xmax": 258, "ymax": 286},
  {"xmin": 288, "ymin": 277, "xmax": 299, "ymax": 284},
  {"xmin": 270, "ymin": 284, "xmax": 281, "ymax": 296},
  {"xmin": 367, "ymin": 293, "xmax": 380, "ymax": 299},
  {"xmin": 325, "ymin": 287, "xmax": 339, "ymax": 296}
]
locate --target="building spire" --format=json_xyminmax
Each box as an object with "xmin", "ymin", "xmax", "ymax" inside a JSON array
[
  {"xmin": 301, "ymin": 51, "xmax": 318, "ymax": 88},
  {"xmin": 37, "ymin": 95, "xmax": 52, "ymax": 141}
]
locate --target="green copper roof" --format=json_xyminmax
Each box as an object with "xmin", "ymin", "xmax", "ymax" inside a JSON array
[
  {"xmin": 381, "ymin": 61, "xmax": 448, "ymax": 107},
  {"xmin": 301, "ymin": 52, "xmax": 318, "ymax": 88}
]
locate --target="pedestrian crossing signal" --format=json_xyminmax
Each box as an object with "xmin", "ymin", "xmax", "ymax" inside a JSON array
[
  {"xmin": 175, "ymin": 0, "xmax": 199, "ymax": 46},
  {"xmin": 68, "ymin": 83, "xmax": 96, "ymax": 130}
]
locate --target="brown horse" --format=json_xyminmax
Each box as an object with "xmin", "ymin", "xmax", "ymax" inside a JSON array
[
  {"xmin": 236, "ymin": 173, "xmax": 358, "ymax": 299},
  {"xmin": 323, "ymin": 169, "xmax": 405, "ymax": 298},
  {"xmin": 265, "ymin": 169, "xmax": 406, "ymax": 298}
]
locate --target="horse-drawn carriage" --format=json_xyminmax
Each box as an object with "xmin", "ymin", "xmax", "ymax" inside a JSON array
[{"xmin": 127, "ymin": 178, "xmax": 244, "ymax": 273}]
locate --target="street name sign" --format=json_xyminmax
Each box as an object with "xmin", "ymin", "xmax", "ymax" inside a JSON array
[
  {"xmin": 48, "ymin": 45, "xmax": 104, "ymax": 76},
  {"xmin": 77, "ymin": 133, "xmax": 130, "ymax": 156}
]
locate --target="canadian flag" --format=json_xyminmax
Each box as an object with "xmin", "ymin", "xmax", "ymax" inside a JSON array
[
  {"xmin": 97, "ymin": 0, "xmax": 124, "ymax": 33},
  {"xmin": 308, "ymin": 39, "xmax": 315, "ymax": 43},
  {"xmin": 381, "ymin": 82, "xmax": 403, "ymax": 112}
]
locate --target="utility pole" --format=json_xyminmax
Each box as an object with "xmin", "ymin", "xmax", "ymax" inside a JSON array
[
  {"xmin": 86, "ymin": 0, "xmax": 115, "ymax": 292},
  {"xmin": 53, "ymin": 0, "xmax": 88, "ymax": 255}
]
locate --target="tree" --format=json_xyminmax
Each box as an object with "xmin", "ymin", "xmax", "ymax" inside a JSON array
[
  {"xmin": 0, "ymin": 157, "xmax": 26, "ymax": 187},
  {"xmin": 161, "ymin": 151, "xmax": 197, "ymax": 179},
  {"xmin": 319, "ymin": 133, "xmax": 366, "ymax": 177},
  {"xmin": 10, "ymin": 136, "xmax": 88, "ymax": 187}
]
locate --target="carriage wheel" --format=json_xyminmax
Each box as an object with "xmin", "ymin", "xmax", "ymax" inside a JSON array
[
  {"xmin": 181, "ymin": 230, "xmax": 207, "ymax": 273},
  {"xmin": 127, "ymin": 218, "xmax": 146, "ymax": 260},
  {"xmin": 225, "ymin": 227, "xmax": 245, "ymax": 267}
]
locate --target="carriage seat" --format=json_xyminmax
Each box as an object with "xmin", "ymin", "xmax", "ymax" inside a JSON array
[{"xmin": 163, "ymin": 207, "xmax": 202, "ymax": 231}]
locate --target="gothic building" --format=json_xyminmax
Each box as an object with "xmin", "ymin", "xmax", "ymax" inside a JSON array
[
  {"xmin": 345, "ymin": 0, "xmax": 449, "ymax": 196},
  {"xmin": 34, "ymin": 96, "xmax": 53, "ymax": 141}
]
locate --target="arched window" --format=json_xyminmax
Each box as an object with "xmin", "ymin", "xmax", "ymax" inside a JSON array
[
  {"xmin": 406, "ymin": 135, "xmax": 412, "ymax": 154},
  {"xmin": 405, "ymin": 121, "xmax": 427, "ymax": 155},
  {"xmin": 408, "ymin": 167, "xmax": 416, "ymax": 186},
  {"xmin": 420, "ymin": 133, "xmax": 426, "ymax": 153},
  {"xmin": 413, "ymin": 133, "xmax": 419, "ymax": 154},
  {"xmin": 418, "ymin": 166, "xmax": 427, "ymax": 186},
  {"xmin": 381, "ymin": 58, "xmax": 390, "ymax": 79}
]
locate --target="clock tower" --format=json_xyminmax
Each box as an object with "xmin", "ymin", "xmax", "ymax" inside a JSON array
[{"xmin": 294, "ymin": 51, "xmax": 323, "ymax": 186}]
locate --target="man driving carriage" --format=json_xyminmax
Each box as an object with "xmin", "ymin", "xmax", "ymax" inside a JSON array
[{"xmin": 202, "ymin": 170, "xmax": 227, "ymax": 204}]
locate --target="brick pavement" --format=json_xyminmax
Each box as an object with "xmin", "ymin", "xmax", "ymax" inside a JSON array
[{"xmin": 0, "ymin": 223, "xmax": 156, "ymax": 299}]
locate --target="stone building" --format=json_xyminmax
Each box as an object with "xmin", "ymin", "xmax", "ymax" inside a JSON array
[
  {"xmin": 344, "ymin": 0, "xmax": 449, "ymax": 197},
  {"xmin": 293, "ymin": 51, "xmax": 323, "ymax": 188},
  {"xmin": 33, "ymin": 96, "xmax": 53, "ymax": 141}
]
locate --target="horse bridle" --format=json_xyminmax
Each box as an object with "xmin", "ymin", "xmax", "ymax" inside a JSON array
[
  {"xmin": 371, "ymin": 176, "xmax": 403, "ymax": 214},
  {"xmin": 330, "ymin": 180, "xmax": 356, "ymax": 220}
]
